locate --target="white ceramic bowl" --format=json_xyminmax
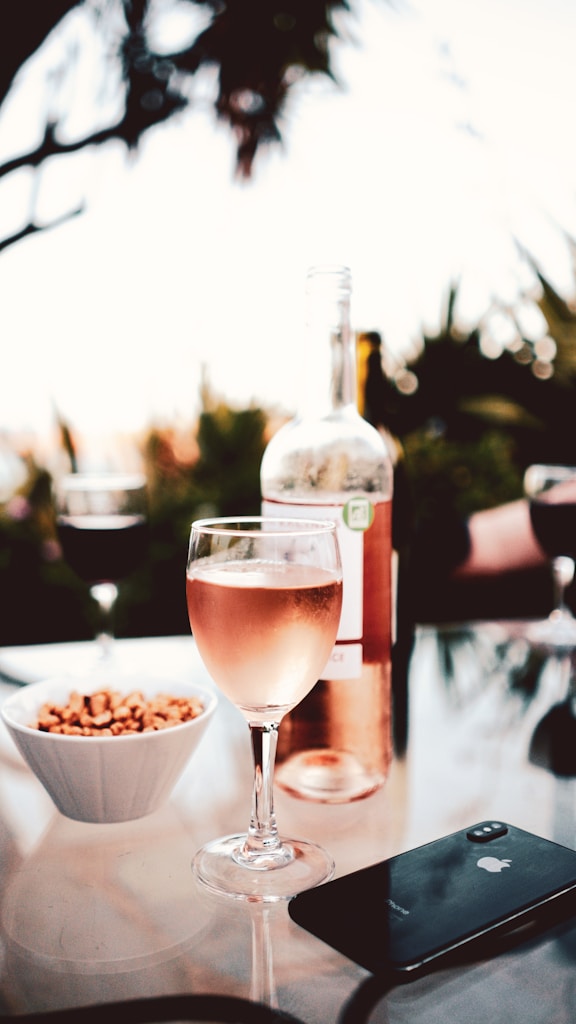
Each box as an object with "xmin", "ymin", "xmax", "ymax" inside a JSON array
[{"xmin": 1, "ymin": 672, "xmax": 217, "ymax": 824}]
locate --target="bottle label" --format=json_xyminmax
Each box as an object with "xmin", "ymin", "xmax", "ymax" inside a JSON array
[
  {"xmin": 342, "ymin": 496, "xmax": 374, "ymax": 532},
  {"xmin": 261, "ymin": 497, "xmax": 370, "ymax": 679},
  {"xmin": 325, "ymin": 641, "xmax": 363, "ymax": 678}
]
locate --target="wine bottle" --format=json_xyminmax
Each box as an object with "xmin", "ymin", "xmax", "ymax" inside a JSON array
[{"xmin": 260, "ymin": 266, "xmax": 394, "ymax": 802}]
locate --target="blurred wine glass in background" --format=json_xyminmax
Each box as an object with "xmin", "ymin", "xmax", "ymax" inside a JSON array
[
  {"xmin": 55, "ymin": 472, "xmax": 148, "ymax": 665},
  {"xmin": 524, "ymin": 464, "xmax": 576, "ymax": 648}
]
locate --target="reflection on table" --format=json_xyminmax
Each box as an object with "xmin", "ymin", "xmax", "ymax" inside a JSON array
[{"xmin": 0, "ymin": 626, "xmax": 575, "ymax": 1023}]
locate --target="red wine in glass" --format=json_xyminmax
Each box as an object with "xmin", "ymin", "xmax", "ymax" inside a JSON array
[
  {"xmin": 57, "ymin": 515, "xmax": 147, "ymax": 584},
  {"xmin": 525, "ymin": 464, "xmax": 576, "ymax": 646},
  {"xmin": 528, "ymin": 499, "xmax": 576, "ymax": 562}
]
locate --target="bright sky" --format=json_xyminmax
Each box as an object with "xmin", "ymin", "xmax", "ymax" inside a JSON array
[{"xmin": 1, "ymin": 0, "xmax": 576, "ymax": 450}]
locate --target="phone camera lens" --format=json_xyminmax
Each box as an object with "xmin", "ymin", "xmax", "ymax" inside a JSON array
[{"xmin": 467, "ymin": 822, "xmax": 509, "ymax": 843}]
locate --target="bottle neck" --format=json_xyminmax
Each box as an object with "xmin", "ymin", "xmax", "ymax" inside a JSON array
[{"xmin": 302, "ymin": 266, "xmax": 357, "ymax": 418}]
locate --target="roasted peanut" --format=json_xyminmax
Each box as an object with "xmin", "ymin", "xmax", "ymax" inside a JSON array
[{"xmin": 32, "ymin": 688, "xmax": 204, "ymax": 736}]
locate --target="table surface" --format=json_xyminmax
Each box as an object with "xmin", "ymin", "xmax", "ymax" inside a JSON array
[{"xmin": 0, "ymin": 624, "xmax": 575, "ymax": 1023}]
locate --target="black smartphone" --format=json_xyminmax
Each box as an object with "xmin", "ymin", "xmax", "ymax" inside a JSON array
[{"xmin": 288, "ymin": 822, "xmax": 576, "ymax": 976}]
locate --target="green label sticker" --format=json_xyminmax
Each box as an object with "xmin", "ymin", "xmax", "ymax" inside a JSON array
[{"xmin": 342, "ymin": 496, "xmax": 374, "ymax": 531}]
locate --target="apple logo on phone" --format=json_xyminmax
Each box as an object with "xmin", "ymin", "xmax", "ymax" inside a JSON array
[{"xmin": 477, "ymin": 856, "xmax": 512, "ymax": 873}]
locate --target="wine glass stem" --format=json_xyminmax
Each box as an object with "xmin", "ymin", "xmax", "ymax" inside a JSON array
[
  {"xmin": 551, "ymin": 556, "xmax": 575, "ymax": 617},
  {"xmin": 90, "ymin": 582, "xmax": 119, "ymax": 660},
  {"xmin": 243, "ymin": 722, "xmax": 281, "ymax": 859}
]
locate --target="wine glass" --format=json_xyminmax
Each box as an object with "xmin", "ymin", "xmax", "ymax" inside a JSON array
[
  {"xmin": 525, "ymin": 464, "xmax": 576, "ymax": 646},
  {"xmin": 186, "ymin": 516, "xmax": 343, "ymax": 901},
  {"xmin": 55, "ymin": 472, "xmax": 148, "ymax": 663}
]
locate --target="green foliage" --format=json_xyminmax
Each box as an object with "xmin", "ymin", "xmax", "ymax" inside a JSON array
[
  {"xmin": 403, "ymin": 428, "xmax": 523, "ymax": 524},
  {"xmin": 370, "ymin": 277, "xmax": 576, "ymax": 529},
  {"xmin": 0, "ymin": 396, "xmax": 267, "ymax": 646},
  {"xmin": 0, "ymin": 456, "xmax": 95, "ymax": 645},
  {"xmin": 193, "ymin": 404, "xmax": 267, "ymax": 516},
  {"xmin": 129, "ymin": 400, "xmax": 267, "ymax": 639},
  {"xmin": 3, "ymin": 271, "xmax": 576, "ymax": 644}
]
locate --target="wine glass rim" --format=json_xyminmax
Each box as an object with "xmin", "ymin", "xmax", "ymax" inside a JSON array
[
  {"xmin": 58, "ymin": 472, "xmax": 146, "ymax": 490},
  {"xmin": 524, "ymin": 464, "xmax": 576, "ymax": 492},
  {"xmin": 190, "ymin": 515, "xmax": 338, "ymax": 536}
]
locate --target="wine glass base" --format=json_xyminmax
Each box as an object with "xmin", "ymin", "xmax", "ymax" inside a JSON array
[
  {"xmin": 192, "ymin": 833, "xmax": 335, "ymax": 902},
  {"xmin": 525, "ymin": 613, "xmax": 576, "ymax": 650}
]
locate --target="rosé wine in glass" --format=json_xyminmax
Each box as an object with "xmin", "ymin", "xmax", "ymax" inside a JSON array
[
  {"xmin": 186, "ymin": 562, "xmax": 341, "ymax": 723},
  {"xmin": 186, "ymin": 516, "xmax": 342, "ymax": 901}
]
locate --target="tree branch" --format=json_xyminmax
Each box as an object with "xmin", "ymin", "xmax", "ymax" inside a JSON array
[
  {"xmin": 0, "ymin": 0, "xmax": 355, "ymax": 252},
  {"xmin": 0, "ymin": 204, "xmax": 84, "ymax": 255}
]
